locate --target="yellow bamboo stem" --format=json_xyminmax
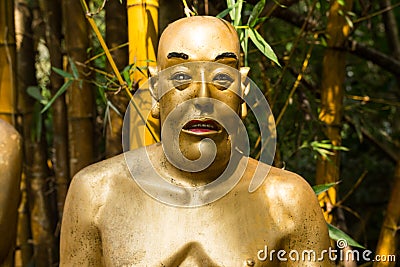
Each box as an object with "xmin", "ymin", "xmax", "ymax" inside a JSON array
[
  {"xmin": 80, "ymin": 0, "xmax": 159, "ymax": 144},
  {"xmin": 127, "ymin": 0, "xmax": 160, "ymax": 147},
  {"xmin": 0, "ymin": 0, "xmax": 17, "ymax": 124},
  {"xmin": 316, "ymin": 0, "xmax": 353, "ymax": 222}
]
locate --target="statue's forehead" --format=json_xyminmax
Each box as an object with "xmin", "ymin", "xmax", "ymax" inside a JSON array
[{"xmin": 158, "ymin": 17, "xmax": 240, "ymax": 66}]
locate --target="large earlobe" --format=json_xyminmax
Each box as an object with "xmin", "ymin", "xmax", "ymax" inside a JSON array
[
  {"xmin": 239, "ymin": 67, "xmax": 250, "ymax": 119},
  {"xmin": 148, "ymin": 66, "xmax": 159, "ymax": 101},
  {"xmin": 239, "ymin": 67, "xmax": 250, "ymax": 80},
  {"xmin": 148, "ymin": 66, "xmax": 158, "ymax": 78},
  {"xmin": 151, "ymin": 102, "xmax": 160, "ymax": 119}
]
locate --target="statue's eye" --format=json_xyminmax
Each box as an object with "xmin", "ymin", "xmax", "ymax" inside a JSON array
[
  {"xmin": 170, "ymin": 72, "xmax": 192, "ymax": 90},
  {"xmin": 212, "ymin": 73, "xmax": 234, "ymax": 89},
  {"xmin": 171, "ymin": 72, "xmax": 192, "ymax": 82}
]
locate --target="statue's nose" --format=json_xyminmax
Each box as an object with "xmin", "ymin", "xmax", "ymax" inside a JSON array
[
  {"xmin": 197, "ymin": 79, "xmax": 210, "ymax": 98},
  {"xmin": 194, "ymin": 83, "xmax": 214, "ymax": 114}
]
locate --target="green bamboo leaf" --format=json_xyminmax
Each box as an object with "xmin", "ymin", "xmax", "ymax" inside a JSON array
[
  {"xmin": 247, "ymin": 0, "xmax": 265, "ymax": 28},
  {"xmin": 352, "ymin": 116, "xmax": 363, "ymax": 143},
  {"xmin": 248, "ymin": 28, "xmax": 280, "ymax": 66},
  {"xmin": 234, "ymin": 0, "xmax": 243, "ymax": 26},
  {"xmin": 108, "ymin": 100, "xmax": 122, "ymax": 117},
  {"xmin": 311, "ymin": 140, "xmax": 349, "ymax": 151},
  {"xmin": 328, "ymin": 223, "xmax": 365, "ymax": 249},
  {"xmin": 69, "ymin": 58, "xmax": 79, "ymax": 79},
  {"xmin": 239, "ymin": 28, "xmax": 249, "ymax": 66},
  {"xmin": 312, "ymin": 182, "xmax": 338, "ymax": 195},
  {"xmin": 337, "ymin": 0, "xmax": 345, "ymax": 7},
  {"xmin": 27, "ymin": 86, "xmax": 44, "ymax": 102},
  {"xmin": 41, "ymin": 79, "xmax": 73, "ymax": 113},
  {"xmin": 272, "ymin": 0, "xmax": 287, "ymax": 8},
  {"xmin": 52, "ymin": 66, "xmax": 73, "ymax": 79},
  {"xmin": 122, "ymin": 64, "xmax": 133, "ymax": 87},
  {"xmin": 345, "ymin": 15, "xmax": 353, "ymax": 29},
  {"xmin": 313, "ymin": 142, "xmax": 334, "ymax": 149},
  {"xmin": 227, "ymin": 0, "xmax": 244, "ymax": 27},
  {"xmin": 103, "ymin": 104, "xmax": 110, "ymax": 136},
  {"xmin": 216, "ymin": 2, "xmax": 240, "ymax": 19},
  {"xmin": 227, "ymin": 0, "xmax": 236, "ymax": 20},
  {"xmin": 315, "ymin": 147, "xmax": 334, "ymax": 158},
  {"xmin": 255, "ymin": 16, "xmax": 267, "ymax": 25}
]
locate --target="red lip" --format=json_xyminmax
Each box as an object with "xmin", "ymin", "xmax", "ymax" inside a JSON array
[{"xmin": 182, "ymin": 119, "xmax": 221, "ymax": 134}]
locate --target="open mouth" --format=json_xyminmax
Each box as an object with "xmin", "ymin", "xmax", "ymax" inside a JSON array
[{"xmin": 182, "ymin": 119, "xmax": 222, "ymax": 135}]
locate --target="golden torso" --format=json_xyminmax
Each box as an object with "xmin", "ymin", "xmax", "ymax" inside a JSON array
[
  {"xmin": 61, "ymin": 144, "xmax": 331, "ymax": 267},
  {"xmin": 98, "ymin": 168, "xmax": 281, "ymax": 266}
]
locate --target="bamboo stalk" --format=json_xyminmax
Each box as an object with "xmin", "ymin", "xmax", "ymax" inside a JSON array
[
  {"xmin": 38, "ymin": 0, "xmax": 70, "ymax": 223},
  {"xmin": 0, "ymin": 0, "xmax": 17, "ymax": 124},
  {"xmin": 14, "ymin": 173, "xmax": 33, "ymax": 267},
  {"xmin": 373, "ymin": 1, "xmax": 400, "ymax": 266},
  {"xmin": 14, "ymin": 0, "xmax": 36, "ymax": 265},
  {"xmin": 16, "ymin": 0, "xmax": 58, "ymax": 265},
  {"xmin": 63, "ymin": 0, "xmax": 95, "ymax": 177},
  {"xmin": 373, "ymin": 161, "xmax": 400, "ymax": 267},
  {"xmin": 105, "ymin": 0, "xmax": 128, "ymax": 158},
  {"xmin": 25, "ymin": 133, "xmax": 58, "ymax": 266},
  {"xmin": 126, "ymin": 0, "xmax": 160, "ymax": 148},
  {"xmin": 316, "ymin": 0, "xmax": 353, "ymax": 223},
  {"xmin": 79, "ymin": 0, "xmax": 160, "ymax": 149}
]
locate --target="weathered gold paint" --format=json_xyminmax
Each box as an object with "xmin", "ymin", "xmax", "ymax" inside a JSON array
[
  {"xmin": 0, "ymin": 119, "xmax": 22, "ymax": 265},
  {"xmin": 60, "ymin": 16, "xmax": 332, "ymax": 266}
]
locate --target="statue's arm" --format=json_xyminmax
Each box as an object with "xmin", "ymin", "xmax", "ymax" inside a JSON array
[
  {"xmin": 287, "ymin": 178, "xmax": 333, "ymax": 266},
  {"xmin": 266, "ymin": 170, "xmax": 333, "ymax": 266},
  {"xmin": 60, "ymin": 170, "xmax": 103, "ymax": 266}
]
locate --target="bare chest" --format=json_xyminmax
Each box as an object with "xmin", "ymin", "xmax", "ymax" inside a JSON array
[{"xmin": 98, "ymin": 188, "xmax": 282, "ymax": 267}]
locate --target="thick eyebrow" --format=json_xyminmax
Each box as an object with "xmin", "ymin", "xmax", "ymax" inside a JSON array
[
  {"xmin": 215, "ymin": 52, "xmax": 237, "ymax": 61},
  {"xmin": 167, "ymin": 52, "xmax": 189, "ymax": 60}
]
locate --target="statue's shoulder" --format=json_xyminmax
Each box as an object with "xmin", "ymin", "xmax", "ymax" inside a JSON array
[
  {"xmin": 0, "ymin": 119, "xmax": 22, "ymax": 180},
  {"xmin": 68, "ymin": 146, "xmax": 150, "ymax": 194},
  {"xmin": 0, "ymin": 119, "xmax": 21, "ymax": 150},
  {"xmin": 0, "ymin": 119, "xmax": 19, "ymax": 135},
  {"xmin": 245, "ymin": 158, "xmax": 324, "ymax": 233},
  {"xmin": 246, "ymin": 158, "xmax": 317, "ymax": 207},
  {"xmin": 72, "ymin": 153, "xmax": 126, "ymax": 183},
  {"xmin": 66, "ymin": 149, "xmax": 148, "ymax": 213}
]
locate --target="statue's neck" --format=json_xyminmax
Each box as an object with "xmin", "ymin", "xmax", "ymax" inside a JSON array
[{"xmin": 157, "ymin": 140, "xmax": 231, "ymax": 187}]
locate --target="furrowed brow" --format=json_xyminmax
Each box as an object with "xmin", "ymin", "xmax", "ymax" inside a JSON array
[
  {"xmin": 167, "ymin": 52, "xmax": 189, "ymax": 60},
  {"xmin": 215, "ymin": 52, "xmax": 237, "ymax": 61}
]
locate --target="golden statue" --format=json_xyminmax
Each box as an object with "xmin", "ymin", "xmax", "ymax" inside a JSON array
[
  {"xmin": 0, "ymin": 119, "xmax": 22, "ymax": 265},
  {"xmin": 60, "ymin": 16, "xmax": 332, "ymax": 266}
]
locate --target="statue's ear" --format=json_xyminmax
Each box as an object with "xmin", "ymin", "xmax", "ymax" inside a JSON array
[
  {"xmin": 149, "ymin": 66, "xmax": 158, "ymax": 77},
  {"xmin": 239, "ymin": 67, "xmax": 250, "ymax": 119},
  {"xmin": 148, "ymin": 66, "xmax": 159, "ymax": 101},
  {"xmin": 148, "ymin": 66, "xmax": 160, "ymax": 119}
]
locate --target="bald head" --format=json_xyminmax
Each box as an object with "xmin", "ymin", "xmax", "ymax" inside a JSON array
[{"xmin": 157, "ymin": 16, "xmax": 240, "ymax": 69}]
